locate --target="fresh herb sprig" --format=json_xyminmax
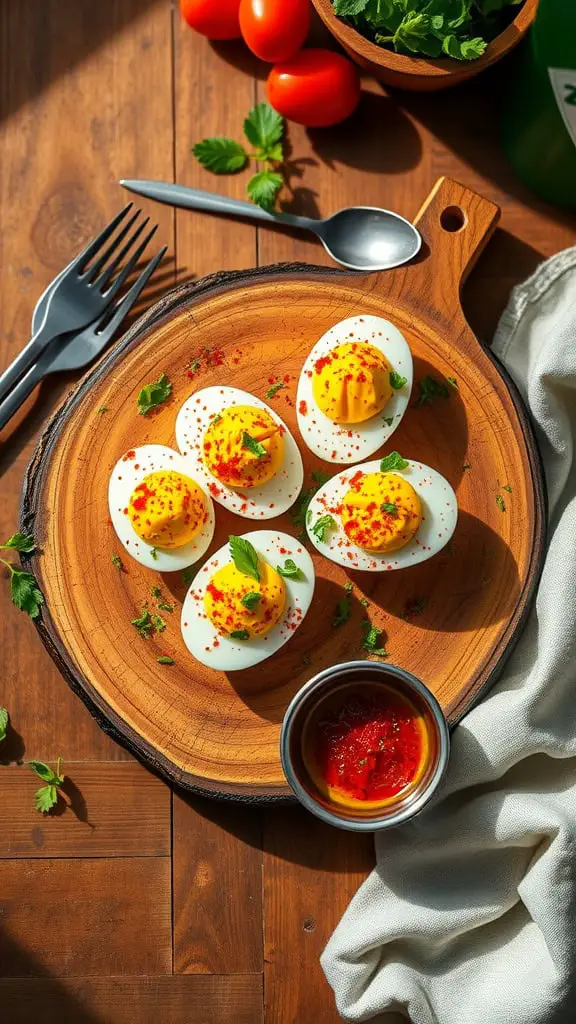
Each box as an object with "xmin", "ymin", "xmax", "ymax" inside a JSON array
[
  {"xmin": 0, "ymin": 533, "xmax": 43, "ymax": 619},
  {"xmin": 277, "ymin": 558, "xmax": 304, "ymax": 580},
  {"xmin": 194, "ymin": 103, "xmax": 285, "ymax": 212},
  {"xmin": 29, "ymin": 758, "xmax": 65, "ymax": 814},
  {"xmin": 0, "ymin": 707, "xmax": 8, "ymax": 744},
  {"xmin": 137, "ymin": 372, "xmax": 172, "ymax": 415},
  {"xmin": 361, "ymin": 619, "xmax": 389, "ymax": 657}
]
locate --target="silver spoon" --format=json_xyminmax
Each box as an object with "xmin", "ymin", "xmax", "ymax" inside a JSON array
[{"xmin": 120, "ymin": 179, "xmax": 421, "ymax": 273}]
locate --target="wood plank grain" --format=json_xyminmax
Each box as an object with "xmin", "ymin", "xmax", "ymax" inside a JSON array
[
  {"xmin": 263, "ymin": 807, "xmax": 374, "ymax": 1024},
  {"xmin": 173, "ymin": 792, "xmax": 263, "ymax": 973},
  {"xmin": 0, "ymin": 762, "xmax": 170, "ymax": 859},
  {"xmin": 0, "ymin": 975, "xmax": 263, "ymax": 1024},
  {"xmin": 0, "ymin": 0, "xmax": 174, "ymax": 761},
  {"xmin": 173, "ymin": 11, "xmax": 257, "ymax": 276},
  {"xmin": 0, "ymin": 857, "xmax": 171, "ymax": 976}
]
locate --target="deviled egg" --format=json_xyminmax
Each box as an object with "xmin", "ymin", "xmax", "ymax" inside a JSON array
[
  {"xmin": 296, "ymin": 315, "xmax": 413, "ymax": 464},
  {"xmin": 181, "ymin": 531, "xmax": 315, "ymax": 670},
  {"xmin": 108, "ymin": 445, "xmax": 215, "ymax": 571},
  {"xmin": 305, "ymin": 453, "xmax": 457, "ymax": 571},
  {"xmin": 176, "ymin": 386, "xmax": 303, "ymax": 519}
]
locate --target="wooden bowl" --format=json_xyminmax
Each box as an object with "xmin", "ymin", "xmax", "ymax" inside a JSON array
[
  {"xmin": 21, "ymin": 177, "xmax": 545, "ymax": 801},
  {"xmin": 311, "ymin": 0, "xmax": 538, "ymax": 91}
]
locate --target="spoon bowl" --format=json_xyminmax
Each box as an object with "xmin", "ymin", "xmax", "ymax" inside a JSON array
[{"xmin": 318, "ymin": 206, "xmax": 421, "ymax": 271}]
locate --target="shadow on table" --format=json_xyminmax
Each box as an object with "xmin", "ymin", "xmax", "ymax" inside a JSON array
[
  {"xmin": 0, "ymin": 929, "xmax": 103, "ymax": 1023},
  {"xmin": 0, "ymin": 0, "xmax": 160, "ymax": 126},
  {"xmin": 462, "ymin": 228, "xmax": 546, "ymax": 343}
]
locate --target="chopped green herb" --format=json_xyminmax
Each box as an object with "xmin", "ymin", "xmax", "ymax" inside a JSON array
[
  {"xmin": 265, "ymin": 381, "xmax": 285, "ymax": 399},
  {"xmin": 383, "ymin": 416, "xmax": 394, "ymax": 427},
  {"xmin": 447, "ymin": 376, "xmax": 458, "ymax": 389},
  {"xmin": 502, "ymin": 484, "xmax": 512, "ymax": 494},
  {"xmin": 157, "ymin": 656, "xmax": 175, "ymax": 665},
  {"xmin": 311, "ymin": 514, "xmax": 336, "ymax": 543},
  {"xmin": 150, "ymin": 547, "xmax": 158, "ymax": 561},
  {"xmin": 158, "ymin": 602, "xmax": 174, "ymax": 613},
  {"xmin": 181, "ymin": 568, "xmax": 195, "ymax": 586},
  {"xmin": 311, "ymin": 470, "xmax": 332, "ymax": 487},
  {"xmin": 333, "ymin": 594, "xmax": 351, "ymax": 628},
  {"xmin": 241, "ymin": 591, "xmax": 262, "ymax": 611},
  {"xmin": 345, "ymin": 581, "xmax": 353, "ymax": 594},
  {"xmin": 96, "ymin": 405, "xmax": 109, "ymax": 414},
  {"xmin": 230, "ymin": 629, "xmax": 250, "ymax": 641},
  {"xmin": 277, "ymin": 558, "xmax": 304, "ymax": 580},
  {"xmin": 0, "ymin": 532, "xmax": 35, "ymax": 554},
  {"xmin": 137, "ymin": 372, "xmax": 172, "ymax": 415},
  {"xmin": 415, "ymin": 375, "xmax": 449, "ymax": 406},
  {"xmin": 360, "ymin": 597, "xmax": 369, "ymax": 607},
  {"xmin": 291, "ymin": 472, "xmax": 333, "ymax": 535},
  {"xmin": 380, "ymin": 451, "xmax": 409, "ymax": 473},
  {"xmin": 211, "ymin": 412, "xmax": 222, "ymax": 425},
  {"xmin": 229, "ymin": 535, "xmax": 260, "ymax": 582},
  {"xmin": 132, "ymin": 610, "xmax": 154, "ymax": 638},
  {"xmin": 0, "ymin": 707, "xmax": 8, "ymax": 743},
  {"xmin": 151, "ymin": 586, "xmax": 162, "ymax": 599},
  {"xmin": 381, "ymin": 502, "xmax": 398, "ymax": 517},
  {"xmin": 463, "ymin": 462, "xmax": 471, "ymax": 471},
  {"xmin": 242, "ymin": 431, "xmax": 267, "ymax": 459},
  {"xmin": 29, "ymin": 757, "xmax": 64, "ymax": 815},
  {"xmin": 389, "ymin": 371, "xmax": 407, "ymax": 390},
  {"xmin": 496, "ymin": 494, "xmax": 506, "ymax": 512},
  {"xmin": 112, "ymin": 554, "xmax": 124, "ymax": 570},
  {"xmin": 152, "ymin": 613, "xmax": 166, "ymax": 634},
  {"xmin": 361, "ymin": 619, "xmax": 389, "ymax": 657}
]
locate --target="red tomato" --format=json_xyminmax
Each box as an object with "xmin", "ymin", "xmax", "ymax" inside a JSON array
[
  {"xmin": 239, "ymin": 0, "xmax": 310, "ymax": 63},
  {"xmin": 267, "ymin": 49, "xmax": 361, "ymax": 127},
  {"xmin": 180, "ymin": 0, "xmax": 242, "ymax": 40}
]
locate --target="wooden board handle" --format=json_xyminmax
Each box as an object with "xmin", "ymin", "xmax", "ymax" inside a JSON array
[{"xmin": 413, "ymin": 176, "xmax": 500, "ymax": 291}]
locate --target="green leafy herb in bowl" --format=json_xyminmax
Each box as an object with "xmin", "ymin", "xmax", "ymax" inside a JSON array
[{"xmin": 331, "ymin": 0, "xmax": 525, "ymax": 61}]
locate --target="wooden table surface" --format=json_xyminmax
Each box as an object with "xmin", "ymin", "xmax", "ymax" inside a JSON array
[{"xmin": 0, "ymin": 3, "xmax": 574, "ymax": 1023}]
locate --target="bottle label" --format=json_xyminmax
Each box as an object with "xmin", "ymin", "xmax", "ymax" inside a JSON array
[{"xmin": 549, "ymin": 67, "xmax": 576, "ymax": 150}]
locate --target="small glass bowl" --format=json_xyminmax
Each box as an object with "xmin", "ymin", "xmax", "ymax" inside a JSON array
[{"xmin": 280, "ymin": 661, "xmax": 450, "ymax": 831}]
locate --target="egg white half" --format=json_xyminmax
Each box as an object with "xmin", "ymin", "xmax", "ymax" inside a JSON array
[
  {"xmin": 306, "ymin": 459, "xmax": 457, "ymax": 572},
  {"xmin": 181, "ymin": 530, "xmax": 315, "ymax": 671},
  {"xmin": 175, "ymin": 386, "xmax": 304, "ymax": 520},
  {"xmin": 296, "ymin": 315, "xmax": 413, "ymax": 464},
  {"xmin": 108, "ymin": 444, "xmax": 215, "ymax": 571}
]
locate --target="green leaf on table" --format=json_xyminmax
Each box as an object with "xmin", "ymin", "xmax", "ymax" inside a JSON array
[
  {"xmin": 0, "ymin": 707, "xmax": 9, "ymax": 743},
  {"xmin": 265, "ymin": 380, "xmax": 285, "ymax": 399},
  {"xmin": 30, "ymin": 757, "xmax": 65, "ymax": 813},
  {"xmin": 9, "ymin": 568, "xmax": 44, "ymax": 619},
  {"xmin": 380, "ymin": 451, "xmax": 409, "ymax": 472},
  {"xmin": 35, "ymin": 785, "xmax": 59, "ymax": 814},
  {"xmin": 247, "ymin": 170, "xmax": 283, "ymax": 212},
  {"xmin": 193, "ymin": 137, "xmax": 248, "ymax": 173},
  {"xmin": 137, "ymin": 372, "xmax": 172, "ymax": 416},
  {"xmin": 131, "ymin": 610, "xmax": 154, "ymax": 638},
  {"xmin": 415, "ymin": 375, "xmax": 450, "ymax": 406},
  {"xmin": 157, "ymin": 656, "xmax": 175, "ymax": 665},
  {"xmin": 1, "ymin": 532, "xmax": 35, "ymax": 553},
  {"xmin": 229, "ymin": 536, "xmax": 260, "ymax": 582},
  {"xmin": 361, "ymin": 620, "xmax": 389, "ymax": 657},
  {"xmin": 333, "ymin": 593, "xmax": 351, "ymax": 628},
  {"xmin": 244, "ymin": 103, "xmax": 284, "ymax": 155}
]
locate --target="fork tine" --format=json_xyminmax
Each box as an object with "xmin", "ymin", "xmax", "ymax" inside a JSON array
[
  {"xmin": 71, "ymin": 203, "xmax": 133, "ymax": 273},
  {"xmin": 94, "ymin": 246, "xmax": 167, "ymax": 335},
  {"xmin": 95, "ymin": 216, "xmax": 150, "ymax": 292},
  {"xmin": 84, "ymin": 208, "xmax": 141, "ymax": 283},
  {"xmin": 99, "ymin": 223, "xmax": 159, "ymax": 301}
]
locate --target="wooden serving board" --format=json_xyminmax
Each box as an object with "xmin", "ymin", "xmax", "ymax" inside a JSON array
[{"xmin": 21, "ymin": 178, "xmax": 546, "ymax": 801}]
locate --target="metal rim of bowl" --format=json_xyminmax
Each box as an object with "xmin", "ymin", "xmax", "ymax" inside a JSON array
[{"xmin": 280, "ymin": 661, "xmax": 450, "ymax": 832}]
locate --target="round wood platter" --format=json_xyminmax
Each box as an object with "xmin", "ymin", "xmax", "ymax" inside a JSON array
[{"xmin": 21, "ymin": 177, "xmax": 546, "ymax": 801}]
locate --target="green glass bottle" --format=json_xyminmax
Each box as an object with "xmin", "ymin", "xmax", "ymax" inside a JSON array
[{"xmin": 502, "ymin": 0, "xmax": 576, "ymax": 210}]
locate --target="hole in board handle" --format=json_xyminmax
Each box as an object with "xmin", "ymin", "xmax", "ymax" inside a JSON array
[{"xmin": 440, "ymin": 206, "xmax": 467, "ymax": 233}]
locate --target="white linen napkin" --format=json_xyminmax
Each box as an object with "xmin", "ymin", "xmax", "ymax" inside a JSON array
[{"xmin": 321, "ymin": 247, "xmax": 576, "ymax": 1024}]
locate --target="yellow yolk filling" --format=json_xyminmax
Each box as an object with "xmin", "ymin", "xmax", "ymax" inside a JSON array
[
  {"xmin": 128, "ymin": 470, "xmax": 206, "ymax": 549},
  {"xmin": 312, "ymin": 342, "xmax": 393, "ymax": 424},
  {"xmin": 341, "ymin": 471, "xmax": 422, "ymax": 553},
  {"xmin": 204, "ymin": 560, "xmax": 286, "ymax": 638},
  {"xmin": 202, "ymin": 405, "xmax": 284, "ymax": 489}
]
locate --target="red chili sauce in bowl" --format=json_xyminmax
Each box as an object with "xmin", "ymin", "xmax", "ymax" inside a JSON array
[{"xmin": 302, "ymin": 683, "xmax": 429, "ymax": 810}]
